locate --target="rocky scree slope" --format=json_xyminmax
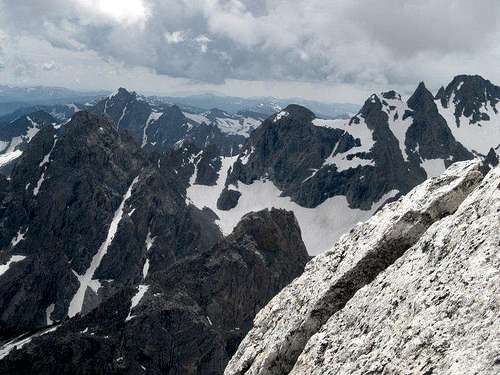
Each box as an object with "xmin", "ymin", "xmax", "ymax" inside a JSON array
[{"xmin": 225, "ymin": 160, "xmax": 499, "ymax": 374}]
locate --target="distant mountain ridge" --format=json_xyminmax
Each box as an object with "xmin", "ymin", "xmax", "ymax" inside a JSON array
[
  {"xmin": 154, "ymin": 93, "xmax": 359, "ymax": 119},
  {"xmin": 0, "ymin": 86, "xmax": 108, "ymax": 116}
]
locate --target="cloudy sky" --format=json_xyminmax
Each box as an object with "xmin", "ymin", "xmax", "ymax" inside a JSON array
[{"xmin": 0, "ymin": 0, "xmax": 499, "ymax": 103}]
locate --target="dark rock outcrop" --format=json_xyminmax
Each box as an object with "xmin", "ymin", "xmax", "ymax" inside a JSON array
[
  {"xmin": 0, "ymin": 111, "xmax": 221, "ymax": 339},
  {"xmin": 217, "ymin": 188, "xmax": 241, "ymax": 210},
  {"xmin": 406, "ymin": 82, "xmax": 473, "ymax": 165},
  {"xmin": 435, "ymin": 74, "xmax": 500, "ymax": 125},
  {"xmin": 0, "ymin": 209, "xmax": 308, "ymax": 375}
]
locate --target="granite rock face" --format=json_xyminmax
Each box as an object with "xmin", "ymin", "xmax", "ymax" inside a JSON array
[
  {"xmin": 225, "ymin": 160, "xmax": 495, "ymax": 375},
  {"xmin": 290, "ymin": 163, "xmax": 499, "ymax": 375}
]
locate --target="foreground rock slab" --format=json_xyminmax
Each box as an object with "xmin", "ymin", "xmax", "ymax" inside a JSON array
[
  {"xmin": 225, "ymin": 160, "xmax": 485, "ymax": 375},
  {"xmin": 291, "ymin": 164, "xmax": 499, "ymax": 374}
]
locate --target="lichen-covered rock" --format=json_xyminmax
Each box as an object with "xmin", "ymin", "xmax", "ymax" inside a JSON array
[
  {"xmin": 225, "ymin": 160, "xmax": 485, "ymax": 375},
  {"xmin": 291, "ymin": 164, "xmax": 499, "ymax": 375}
]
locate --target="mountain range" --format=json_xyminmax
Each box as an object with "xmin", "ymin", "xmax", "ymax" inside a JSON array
[
  {"xmin": 155, "ymin": 93, "xmax": 359, "ymax": 119},
  {"xmin": 0, "ymin": 74, "xmax": 498, "ymax": 374},
  {"xmin": 0, "ymin": 86, "xmax": 108, "ymax": 117}
]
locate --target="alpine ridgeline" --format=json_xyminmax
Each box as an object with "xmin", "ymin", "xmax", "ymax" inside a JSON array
[{"xmin": 187, "ymin": 75, "xmax": 499, "ymax": 254}]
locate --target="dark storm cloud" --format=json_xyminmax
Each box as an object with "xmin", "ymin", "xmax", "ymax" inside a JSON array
[{"xmin": 0, "ymin": 0, "xmax": 499, "ymax": 89}]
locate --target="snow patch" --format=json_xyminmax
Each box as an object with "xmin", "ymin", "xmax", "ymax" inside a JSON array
[
  {"xmin": 142, "ymin": 259, "xmax": 150, "ymax": 280},
  {"xmin": 436, "ymin": 94, "xmax": 500, "ymax": 155},
  {"xmin": 274, "ymin": 111, "xmax": 289, "ymax": 122},
  {"xmin": 45, "ymin": 304, "xmax": 55, "ymax": 325},
  {"xmin": 381, "ymin": 96, "xmax": 412, "ymax": 161},
  {"xmin": 145, "ymin": 231, "xmax": 155, "ymax": 252},
  {"xmin": 125, "ymin": 284, "xmax": 149, "ymax": 321},
  {"xmin": 187, "ymin": 156, "xmax": 397, "ymax": 255},
  {"xmin": 39, "ymin": 138, "xmax": 58, "ymax": 167},
  {"xmin": 142, "ymin": 111, "xmax": 163, "ymax": 147},
  {"xmin": 25, "ymin": 116, "xmax": 41, "ymax": 142},
  {"xmin": 33, "ymin": 173, "xmax": 46, "ymax": 196},
  {"xmin": 0, "ymin": 136, "xmax": 23, "ymax": 168},
  {"xmin": 240, "ymin": 147, "xmax": 254, "ymax": 165},
  {"xmin": 117, "ymin": 104, "xmax": 128, "ymax": 128},
  {"xmin": 183, "ymin": 112, "xmax": 210, "ymax": 125},
  {"xmin": 182, "ymin": 111, "xmax": 260, "ymax": 137},
  {"xmin": 314, "ymin": 116, "xmax": 375, "ymax": 172},
  {"xmin": 10, "ymin": 229, "xmax": 27, "ymax": 248}
]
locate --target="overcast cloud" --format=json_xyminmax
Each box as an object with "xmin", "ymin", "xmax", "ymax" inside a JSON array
[{"xmin": 0, "ymin": 0, "xmax": 499, "ymax": 102}]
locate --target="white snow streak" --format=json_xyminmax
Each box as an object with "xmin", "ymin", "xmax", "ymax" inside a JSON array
[
  {"xmin": 142, "ymin": 259, "xmax": 150, "ymax": 280},
  {"xmin": 125, "ymin": 285, "xmax": 149, "ymax": 321},
  {"xmin": 33, "ymin": 173, "xmax": 46, "ymax": 196},
  {"xmin": 10, "ymin": 229, "xmax": 27, "ymax": 248},
  {"xmin": 117, "ymin": 104, "xmax": 128, "ymax": 128},
  {"xmin": 68, "ymin": 176, "xmax": 139, "ymax": 317},
  {"xmin": 45, "ymin": 304, "xmax": 55, "ymax": 325},
  {"xmin": 0, "ymin": 325, "xmax": 59, "ymax": 360},
  {"xmin": 142, "ymin": 111, "xmax": 162, "ymax": 148},
  {"xmin": 0, "ymin": 255, "xmax": 26, "ymax": 277},
  {"xmin": 39, "ymin": 138, "xmax": 58, "ymax": 167}
]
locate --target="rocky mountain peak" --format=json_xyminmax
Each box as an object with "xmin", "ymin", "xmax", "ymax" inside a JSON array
[
  {"xmin": 436, "ymin": 74, "xmax": 500, "ymax": 125},
  {"xmin": 111, "ymin": 87, "xmax": 137, "ymax": 101},
  {"xmin": 407, "ymin": 81, "xmax": 436, "ymax": 111},
  {"xmin": 381, "ymin": 90, "xmax": 401, "ymax": 100},
  {"xmin": 229, "ymin": 208, "xmax": 308, "ymax": 262},
  {"xmin": 67, "ymin": 110, "xmax": 117, "ymax": 133},
  {"xmin": 358, "ymin": 94, "xmax": 383, "ymax": 116},
  {"xmin": 273, "ymin": 104, "xmax": 315, "ymax": 123}
]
